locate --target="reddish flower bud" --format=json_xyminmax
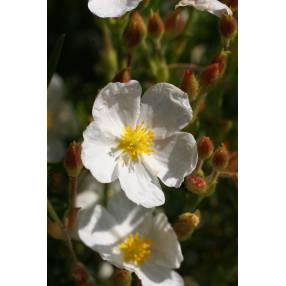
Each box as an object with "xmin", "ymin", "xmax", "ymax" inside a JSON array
[
  {"xmin": 212, "ymin": 50, "xmax": 230, "ymax": 74},
  {"xmin": 112, "ymin": 68, "xmax": 131, "ymax": 83},
  {"xmin": 227, "ymin": 0, "xmax": 238, "ymax": 12},
  {"xmin": 212, "ymin": 144, "xmax": 230, "ymax": 171},
  {"xmin": 185, "ymin": 175, "xmax": 207, "ymax": 195},
  {"xmin": 220, "ymin": 14, "xmax": 237, "ymax": 39},
  {"xmin": 180, "ymin": 69, "xmax": 200, "ymax": 101},
  {"xmin": 64, "ymin": 141, "xmax": 83, "ymax": 177},
  {"xmin": 174, "ymin": 211, "xmax": 200, "ymax": 241},
  {"xmin": 165, "ymin": 11, "xmax": 185, "ymax": 38},
  {"xmin": 197, "ymin": 136, "xmax": 214, "ymax": 160},
  {"xmin": 148, "ymin": 11, "xmax": 165, "ymax": 39},
  {"xmin": 72, "ymin": 262, "xmax": 90, "ymax": 286},
  {"xmin": 201, "ymin": 63, "xmax": 220, "ymax": 85},
  {"xmin": 124, "ymin": 12, "xmax": 147, "ymax": 50},
  {"xmin": 111, "ymin": 269, "xmax": 132, "ymax": 286},
  {"xmin": 227, "ymin": 151, "xmax": 238, "ymax": 173}
]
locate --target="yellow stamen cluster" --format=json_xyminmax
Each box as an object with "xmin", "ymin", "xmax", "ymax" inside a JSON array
[
  {"xmin": 119, "ymin": 232, "xmax": 152, "ymax": 265},
  {"xmin": 117, "ymin": 124, "xmax": 154, "ymax": 161}
]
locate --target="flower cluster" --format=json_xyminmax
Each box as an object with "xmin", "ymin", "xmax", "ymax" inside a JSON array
[{"xmin": 48, "ymin": 0, "xmax": 237, "ymax": 285}]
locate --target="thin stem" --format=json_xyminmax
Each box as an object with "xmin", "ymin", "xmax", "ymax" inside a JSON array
[{"xmin": 69, "ymin": 176, "xmax": 78, "ymax": 210}]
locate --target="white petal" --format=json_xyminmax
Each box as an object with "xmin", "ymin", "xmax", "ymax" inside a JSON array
[
  {"xmin": 118, "ymin": 162, "xmax": 165, "ymax": 208},
  {"xmin": 139, "ymin": 83, "xmax": 192, "ymax": 139},
  {"xmin": 78, "ymin": 205, "xmax": 124, "ymax": 267},
  {"xmin": 176, "ymin": 0, "xmax": 232, "ymax": 17},
  {"xmin": 149, "ymin": 213, "xmax": 183, "ymax": 269},
  {"xmin": 88, "ymin": 0, "xmax": 143, "ymax": 18},
  {"xmin": 81, "ymin": 121, "xmax": 118, "ymax": 183},
  {"xmin": 107, "ymin": 191, "xmax": 153, "ymax": 236},
  {"xmin": 76, "ymin": 173, "xmax": 104, "ymax": 209},
  {"xmin": 136, "ymin": 263, "xmax": 184, "ymax": 286},
  {"xmin": 143, "ymin": 132, "xmax": 198, "ymax": 188}
]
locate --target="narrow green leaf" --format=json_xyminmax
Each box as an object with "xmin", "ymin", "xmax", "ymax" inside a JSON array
[{"xmin": 47, "ymin": 34, "xmax": 66, "ymax": 87}]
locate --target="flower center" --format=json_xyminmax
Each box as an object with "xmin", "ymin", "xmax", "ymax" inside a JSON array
[
  {"xmin": 119, "ymin": 232, "xmax": 152, "ymax": 265},
  {"xmin": 117, "ymin": 124, "xmax": 154, "ymax": 161}
]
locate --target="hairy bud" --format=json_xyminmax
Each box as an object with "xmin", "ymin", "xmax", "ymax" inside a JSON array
[
  {"xmin": 174, "ymin": 211, "xmax": 201, "ymax": 241},
  {"xmin": 220, "ymin": 14, "xmax": 237, "ymax": 39},
  {"xmin": 197, "ymin": 136, "xmax": 214, "ymax": 160},
  {"xmin": 185, "ymin": 175, "xmax": 207, "ymax": 195},
  {"xmin": 124, "ymin": 12, "xmax": 147, "ymax": 50},
  {"xmin": 111, "ymin": 269, "xmax": 132, "ymax": 286},
  {"xmin": 72, "ymin": 262, "xmax": 91, "ymax": 286},
  {"xmin": 212, "ymin": 144, "xmax": 229, "ymax": 171},
  {"xmin": 201, "ymin": 63, "xmax": 220, "ymax": 86},
  {"xmin": 165, "ymin": 11, "xmax": 185, "ymax": 38},
  {"xmin": 148, "ymin": 11, "xmax": 165, "ymax": 39},
  {"xmin": 112, "ymin": 68, "xmax": 131, "ymax": 83},
  {"xmin": 180, "ymin": 69, "xmax": 200, "ymax": 101},
  {"xmin": 64, "ymin": 142, "xmax": 83, "ymax": 177},
  {"xmin": 212, "ymin": 50, "xmax": 230, "ymax": 74}
]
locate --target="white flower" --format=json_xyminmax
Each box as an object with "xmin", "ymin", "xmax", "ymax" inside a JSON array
[
  {"xmin": 48, "ymin": 74, "xmax": 79, "ymax": 162},
  {"xmin": 78, "ymin": 192, "xmax": 184, "ymax": 286},
  {"xmin": 81, "ymin": 80, "xmax": 198, "ymax": 208},
  {"xmin": 88, "ymin": 0, "xmax": 144, "ymax": 18},
  {"xmin": 176, "ymin": 0, "xmax": 233, "ymax": 18}
]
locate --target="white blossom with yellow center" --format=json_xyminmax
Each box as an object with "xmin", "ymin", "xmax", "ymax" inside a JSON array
[
  {"xmin": 176, "ymin": 0, "xmax": 233, "ymax": 18},
  {"xmin": 81, "ymin": 80, "xmax": 198, "ymax": 208},
  {"xmin": 88, "ymin": 0, "xmax": 144, "ymax": 18},
  {"xmin": 78, "ymin": 192, "xmax": 184, "ymax": 286}
]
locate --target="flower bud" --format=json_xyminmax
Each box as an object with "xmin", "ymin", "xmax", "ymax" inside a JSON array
[
  {"xmin": 201, "ymin": 63, "xmax": 220, "ymax": 86},
  {"xmin": 155, "ymin": 60, "xmax": 170, "ymax": 82},
  {"xmin": 180, "ymin": 69, "xmax": 200, "ymax": 101},
  {"xmin": 174, "ymin": 210, "xmax": 200, "ymax": 241},
  {"xmin": 220, "ymin": 14, "xmax": 237, "ymax": 40},
  {"xmin": 124, "ymin": 12, "xmax": 147, "ymax": 50},
  {"xmin": 185, "ymin": 175, "xmax": 207, "ymax": 195},
  {"xmin": 64, "ymin": 142, "xmax": 83, "ymax": 177},
  {"xmin": 72, "ymin": 262, "xmax": 91, "ymax": 286},
  {"xmin": 212, "ymin": 144, "xmax": 229, "ymax": 171},
  {"xmin": 112, "ymin": 68, "xmax": 131, "ymax": 83},
  {"xmin": 48, "ymin": 220, "xmax": 65, "ymax": 240},
  {"xmin": 212, "ymin": 50, "xmax": 230, "ymax": 74},
  {"xmin": 197, "ymin": 136, "xmax": 214, "ymax": 160},
  {"xmin": 165, "ymin": 11, "xmax": 185, "ymax": 38},
  {"xmin": 111, "ymin": 269, "xmax": 132, "ymax": 286},
  {"xmin": 227, "ymin": 0, "xmax": 238, "ymax": 12},
  {"xmin": 148, "ymin": 11, "xmax": 164, "ymax": 39}
]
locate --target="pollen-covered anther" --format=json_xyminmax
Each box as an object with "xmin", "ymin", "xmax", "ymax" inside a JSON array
[
  {"xmin": 119, "ymin": 233, "xmax": 152, "ymax": 265},
  {"xmin": 117, "ymin": 124, "xmax": 154, "ymax": 161}
]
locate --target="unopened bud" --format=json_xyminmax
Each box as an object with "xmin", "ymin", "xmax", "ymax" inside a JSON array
[
  {"xmin": 72, "ymin": 262, "xmax": 91, "ymax": 286},
  {"xmin": 201, "ymin": 63, "xmax": 220, "ymax": 85},
  {"xmin": 174, "ymin": 210, "xmax": 200, "ymax": 241},
  {"xmin": 112, "ymin": 68, "xmax": 131, "ymax": 83},
  {"xmin": 155, "ymin": 60, "xmax": 170, "ymax": 81},
  {"xmin": 64, "ymin": 142, "xmax": 83, "ymax": 177},
  {"xmin": 180, "ymin": 69, "xmax": 199, "ymax": 101},
  {"xmin": 212, "ymin": 144, "xmax": 229, "ymax": 171},
  {"xmin": 124, "ymin": 12, "xmax": 147, "ymax": 50},
  {"xmin": 197, "ymin": 136, "xmax": 214, "ymax": 160},
  {"xmin": 165, "ymin": 11, "xmax": 185, "ymax": 38},
  {"xmin": 111, "ymin": 269, "xmax": 132, "ymax": 286},
  {"xmin": 212, "ymin": 50, "xmax": 230, "ymax": 74},
  {"xmin": 220, "ymin": 14, "xmax": 237, "ymax": 39},
  {"xmin": 48, "ymin": 220, "xmax": 65, "ymax": 240},
  {"xmin": 185, "ymin": 175, "xmax": 207, "ymax": 195},
  {"xmin": 227, "ymin": 0, "xmax": 238, "ymax": 12},
  {"xmin": 148, "ymin": 11, "xmax": 164, "ymax": 39}
]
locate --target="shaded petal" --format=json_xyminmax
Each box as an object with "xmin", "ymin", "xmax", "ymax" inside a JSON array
[
  {"xmin": 143, "ymin": 132, "xmax": 198, "ymax": 188},
  {"xmin": 88, "ymin": 0, "xmax": 143, "ymax": 18},
  {"xmin": 118, "ymin": 162, "xmax": 165, "ymax": 208},
  {"xmin": 139, "ymin": 83, "xmax": 192, "ymax": 139},
  {"xmin": 136, "ymin": 263, "xmax": 184, "ymax": 286},
  {"xmin": 81, "ymin": 121, "xmax": 118, "ymax": 183},
  {"xmin": 149, "ymin": 213, "xmax": 183, "ymax": 269},
  {"xmin": 92, "ymin": 80, "xmax": 141, "ymax": 137},
  {"xmin": 78, "ymin": 205, "xmax": 124, "ymax": 268},
  {"xmin": 176, "ymin": 0, "xmax": 232, "ymax": 17}
]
